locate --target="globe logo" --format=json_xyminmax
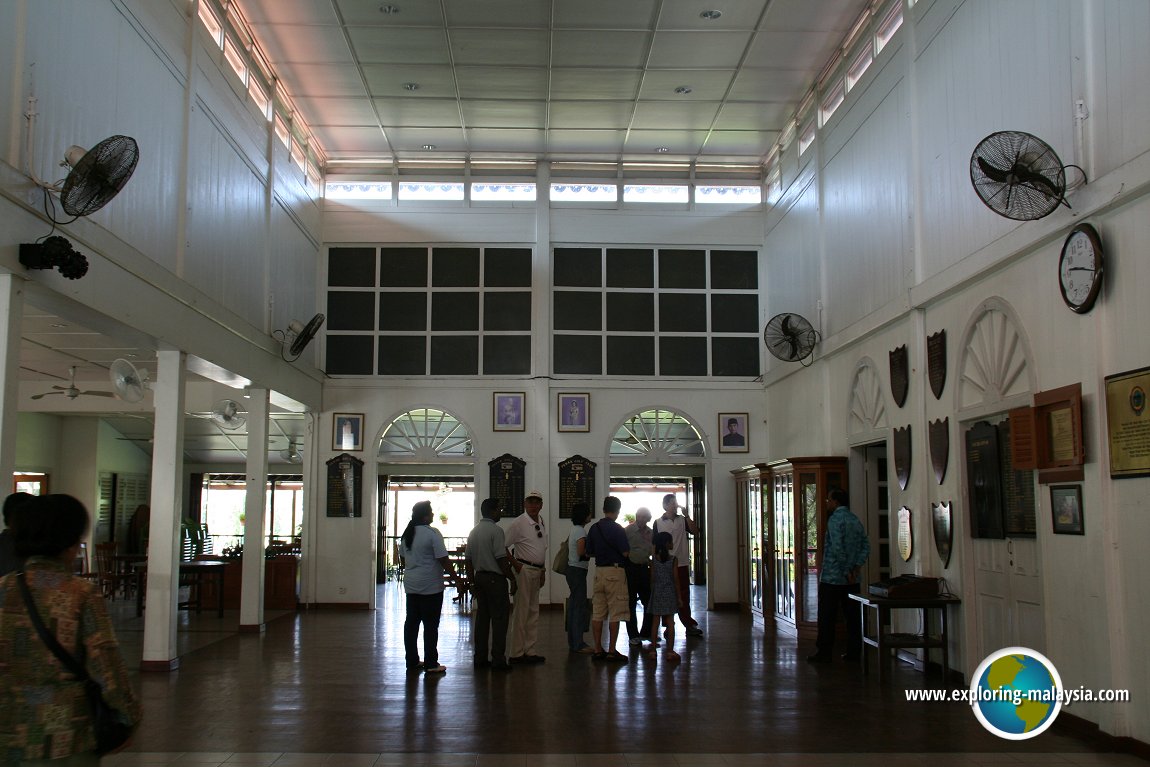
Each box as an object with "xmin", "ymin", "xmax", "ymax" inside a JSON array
[{"xmin": 969, "ymin": 647, "xmax": 1063, "ymax": 739}]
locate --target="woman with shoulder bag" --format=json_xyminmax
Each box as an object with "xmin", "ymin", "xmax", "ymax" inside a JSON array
[
  {"xmin": 0, "ymin": 494, "xmax": 141, "ymax": 765},
  {"xmin": 564, "ymin": 503, "xmax": 594, "ymax": 654}
]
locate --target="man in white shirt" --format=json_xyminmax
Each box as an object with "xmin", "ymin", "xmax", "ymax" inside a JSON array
[
  {"xmin": 652, "ymin": 493, "xmax": 704, "ymax": 637},
  {"xmin": 505, "ymin": 489, "xmax": 548, "ymax": 663}
]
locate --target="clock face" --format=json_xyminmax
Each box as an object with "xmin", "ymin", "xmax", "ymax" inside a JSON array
[{"xmin": 1059, "ymin": 224, "xmax": 1103, "ymax": 313}]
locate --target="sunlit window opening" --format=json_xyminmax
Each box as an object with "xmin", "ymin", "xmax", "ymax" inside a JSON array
[
  {"xmin": 223, "ymin": 37, "xmax": 247, "ymax": 83},
  {"xmin": 274, "ymin": 115, "xmax": 290, "ymax": 148},
  {"xmin": 820, "ymin": 80, "xmax": 845, "ymax": 125},
  {"xmin": 876, "ymin": 3, "xmax": 904, "ymax": 54},
  {"xmin": 200, "ymin": 475, "xmax": 304, "ymax": 555},
  {"xmin": 290, "ymin": 141, "xmax": 307, "ymax": 171},
  {"xmin": 847, "ymin": 47, "xmax": 874, "ymax": 91},
  {"xmin": 197, "ymin": 2, "xmax": 223, "ymax": 47},
  {"xmin": 471, "ymin": 183, "xmax": 537, "ymax": 201},
  {"xmin": 695, "ymin": 185, "xmax": 763, "ymax": 204},
  {"xmin": 326, "ymin": 181, "xmax": 393, "ymax": 200},
  {"xmin": 248, "ymin": 78, "xmax": 270, "ymax": 119},
  {"xmin": 610, "ymin": 409, "xmax": 705, "ymax": 458},
  {"xmin": 549, "ymin": 183, "xmax": 619, "ymax": 202},
  {"xmin": 799, "ymin": 123, "xmax": 816, "ymax": 156},
  {"xmin": 398, "ymin": 182, "xmax": 466, "ymax": 201},
  {"xmin": 623, "ymin": 185, "xmax": 689, "ymax": 203}
]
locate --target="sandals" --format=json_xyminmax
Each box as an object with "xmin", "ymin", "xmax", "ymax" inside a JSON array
[
  {"xmin": 592, "ymin": 651, "xmax": 608, "ymax": 661},
  {"xmin": 606, "ymin": 652, "xmax": 629, "ymax": 664}
]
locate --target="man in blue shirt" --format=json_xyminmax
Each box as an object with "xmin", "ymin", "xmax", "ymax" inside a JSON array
[
  {"xmin": 808, "ymin": 488, "xmax": 870, "ymax": 663},
  {"xmin": 586, "ymin": 496, "xmax": 631, "ymax": 662}
]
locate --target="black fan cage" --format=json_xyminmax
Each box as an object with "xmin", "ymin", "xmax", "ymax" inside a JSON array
[
  {"xmin": 969, "ymin": 131, "xmax": 1066, "ymax": 221},
  {"xmin": 764, "ymin": 313, "xmax": 818, "ymax": 362},
  {"xmin": 60, "ymin": 135, "xmax": 139, "ymax": 217}
]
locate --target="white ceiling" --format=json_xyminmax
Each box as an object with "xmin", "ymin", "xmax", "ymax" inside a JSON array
[
  {"xmin": 19, "ymin": 306, "xmax": 307, "ymax": 467},
  {"xmin": 240, "ymin": 0, "xmax": 869, "ymax": 165}
]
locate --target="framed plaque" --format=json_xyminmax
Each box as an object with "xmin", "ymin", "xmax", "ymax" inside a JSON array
[
  {"xmin": 931, "ymin": 501, "xmax": 952, "ymax": 567},
  {"xmin": 488, "ymin": 453, "xmax": 526, "ymax": 517},
  {"xmin": 1050, "ymin": 485, "xmax": 1084, "ymax": 535},
  {"xmin": 493, "ymin": 392, "xmax": 525, "ymax": 432},
  {"xmin": 927, "ymin": 330, "xmax": 947, "ymax": 400},
  {"xmin": 326, "ymin": 453, "xmax": 363, "ymax": 517},
  {"xmin": 889, "ymin": 345, "xmax": 909, "ymax": 408},
  {"xmin": 1105, "ymin": 365, "xmax": 1150, "ymax": 478},
  {"xmin": 558, "ymin": 393, "xmax": 590, "ymax": 432},
  {"xmin": 929, "ymin": 418, "xmax": 949, "ymax": 485},
  {"xmin": 333, "ymin": 413, "xmax": 364, "ymax": 452},
  {"xmin": 558, "ymin": 455, "xmax": 596, "ymax": 519},
  {"xmin": 893, "ymin": 425, "xmax": 912, "ymax": 491}
]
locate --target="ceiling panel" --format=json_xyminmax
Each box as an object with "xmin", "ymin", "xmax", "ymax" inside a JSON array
[
  {"xmin": 235, "ymin": 0, "xmax": 869, "ymax": 166},
  {"xmin": 453, "ymin": 67, "xmax": 550, "ymax": 101},
  {"xmin": 631, "ymin": 101, "xmax": 722, "ymax": 131},
  {"xmin": 550, "ymin": 69, "xmax": 643, "ymax": 101},
  {"xmin": 551, "ymin": 31, "xmax": 654, "ymax": 68},
  {"xmin": 450, "ymin": 30, "xmax": 550, "ymax": 67},
  {"xmin": 647, "ymin": 31, "xmax": 754, "ymax": 69},
  {"xmin": 467, "ymin": 129, "xmax": 546, "ymax": 153},
  {"xmin": 346, "ymin": 27, "xmax": 452, "ymax": 65},
  {"xmin": 623, "ymin": 130, "xmax": 708, "ymax": 155},
  {"xmin": 701, "ymin": 130, "xmax": 778, "ymax": 156},
  {"xmin": 334, "ymin": 0, "xmax": 445, "ymax": 27},
  {"xmin": 549, "ymin": 101, "xmax": 635, "ymax": 130}
]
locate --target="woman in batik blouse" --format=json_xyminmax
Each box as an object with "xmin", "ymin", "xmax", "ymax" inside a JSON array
[{"xmin": 0, "ymin": 494, "xmax": 141, "ymax": 764}]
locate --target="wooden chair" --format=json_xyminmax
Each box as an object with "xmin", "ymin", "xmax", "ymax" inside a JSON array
[{"xmin": 93, "ymin": 542, "xmax": 133, "ymax": 600}]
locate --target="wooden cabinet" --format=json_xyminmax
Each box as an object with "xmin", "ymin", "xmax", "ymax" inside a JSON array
[
  {"xmin": 736, "ymin": 457, "xmax": 846, "ymax": 635},
  {"xmin": 201, "ymin": 557, "xmax": 299, "ymax": 610}
]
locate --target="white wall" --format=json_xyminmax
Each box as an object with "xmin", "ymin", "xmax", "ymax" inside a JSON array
[{"xmin": 762, "ymin": 0, "xmax": 1150, "ymax": 742}]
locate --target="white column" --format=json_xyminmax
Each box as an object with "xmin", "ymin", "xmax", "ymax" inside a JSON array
[
  {"xmin": 0, "ymin": 274, "xmax": 23, "ymax": 494},
  {"xmin": 240, "ymin": 388, "xmax": 268, "ymax": 630},
  {"xmin": 141, "ymin": 349, "xmax": 186, "ymax": 670}
]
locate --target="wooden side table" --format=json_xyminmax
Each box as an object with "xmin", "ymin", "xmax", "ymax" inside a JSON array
[{"xmin": 849, "ymin": 592, "xmax": 961, "ymax": 680}]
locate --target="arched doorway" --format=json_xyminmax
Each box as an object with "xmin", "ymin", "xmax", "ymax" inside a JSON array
[
  {"xmin": 375, "ymin": 407, "xmax": 475, "ymax": 586},
  {"xmin": 607, "ymin": 407, "xmax": 709, "ymax": 594}
]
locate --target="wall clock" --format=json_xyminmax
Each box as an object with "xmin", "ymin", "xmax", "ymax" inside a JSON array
[{"xmin": 1059, "ymin": 223, "xmax": 1104, "ymax": 313}]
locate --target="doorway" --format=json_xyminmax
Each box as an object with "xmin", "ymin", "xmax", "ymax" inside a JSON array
[
  {"xmin": 963, "ymin": 416, "xmax": 1044, "ymax": 656},
  {"xmin": 376, "ymin": 473, "xmax": 476, "ymax": 584}
]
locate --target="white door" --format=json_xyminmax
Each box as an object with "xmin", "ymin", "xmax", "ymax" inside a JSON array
[{"xmin": 967, "ymin": 419, "xmax": 1045, "ymax": 658}]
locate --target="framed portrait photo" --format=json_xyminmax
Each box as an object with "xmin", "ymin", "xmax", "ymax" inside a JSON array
[
  {"xmin": 1050, "ymin": 485, "xmax": 1083, "ymax": 535},
  {"xmin": 333, "ymin": 413, "xmax": 364, "ymax": 452},
  {"xmin": 558, "ymin": 393, "xmax": 590, "ymax": 432},
  {"xmin": 718, "ymin": 412, "xmax": 749, "ymax": 453},
  {"xmin": 493, "ymin": 392, "xmax": 526, "ymax": 432}
]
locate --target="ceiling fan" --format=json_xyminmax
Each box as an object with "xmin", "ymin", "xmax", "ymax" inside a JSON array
[{"xmin": 31, "ymin": 366, "xmax": 116, "ymax": 400}]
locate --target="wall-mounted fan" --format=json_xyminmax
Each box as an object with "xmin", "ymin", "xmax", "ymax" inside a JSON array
[
  {"xmin": 764, "ymin": 313, "xmax": 820, "ymax": 366},
  {"xmin": 275, "ymin": 313, "xmax": 325, "ymax": 362},
  {"xmin": 31, "ymin": 366, "xmax": 115, "ymax": 400},
  {"xmin": 59, "ymin": 136, "xmax": 140, "ymax": 217},
  {"xmin": 210, "ymin": 399, "xmax": 247, "ymax": 431},
  {"xmin": 109, "ymin": 358, "xmax": 151, "ymax": 402},
  {"xmin": 969, "ymin": 131, "xmax": 1086, "ymax": 221}
]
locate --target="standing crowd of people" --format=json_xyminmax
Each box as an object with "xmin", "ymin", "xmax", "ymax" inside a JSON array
[{"xmin": 397, "ymin": 489, "xmax": 709, "ymax": 673}]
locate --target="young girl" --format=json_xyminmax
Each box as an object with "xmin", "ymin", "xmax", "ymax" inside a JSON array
[{"xmin": 646, "ymin": 531, "xmax": 682, "ymax": 661}]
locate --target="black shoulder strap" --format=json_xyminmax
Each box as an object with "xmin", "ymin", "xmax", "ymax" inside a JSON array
[{"xmin": 17, "ymin": 571, "xmax": 90, "ymax": 682}]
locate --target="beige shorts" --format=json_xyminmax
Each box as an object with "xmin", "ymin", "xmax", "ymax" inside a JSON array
[{"xmin": 591, "ymin": 566, "xmax": 629, "ymax": 621}]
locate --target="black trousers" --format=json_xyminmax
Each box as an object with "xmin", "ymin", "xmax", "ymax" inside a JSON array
[
  {"xmin": 404, "ymin": 591, "xmax": 444, "ymax": 668},
  {"xmin": 473, "ymin": 571, "xmax": 510, "ymax": 664},
  {"xmin": 625, "ymin": 562, "xmax": 652, "ymax": 639},
  {"xmin": 814, "ymin": 581, "xmax": 862, "ymax": 657}
]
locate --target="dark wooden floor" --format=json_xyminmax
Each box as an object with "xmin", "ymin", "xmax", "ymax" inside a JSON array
[{"xmin": 106, "ymin": 583, "xmax": 1127, "ymax": 758}]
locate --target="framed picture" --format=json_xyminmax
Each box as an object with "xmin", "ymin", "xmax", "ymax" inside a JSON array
[
  {"xmin": 718, "ymin": 412, "xmax": 749, "ymax": 453},
  {"xmin": 1050, "ymin": 485, "xmax": 1083, "ymax": 535},
  {"xmin": 558, "ymin": 393, "xmax": 590, "ymax": 432},
  {"xmin": 493, "ymin": 392, "xmax": 525, "ymax": 431},
  {"xmin": 333, "ymin": 413, "xmax": 364, "ymax": 452}
]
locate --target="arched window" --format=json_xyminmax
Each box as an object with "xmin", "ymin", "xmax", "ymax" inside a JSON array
[
  {"xmin": 379, "ymin": 408, "xmax": 473, "ymax": 461},
  {"xmin": 610, "ymin": 408, "xmax": 705, "ymax": 460}
]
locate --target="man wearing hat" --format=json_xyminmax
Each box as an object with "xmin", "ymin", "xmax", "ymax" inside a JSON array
[{"xmin": 504, "ymin": 489, "xmax": 548, "ymax": 663}]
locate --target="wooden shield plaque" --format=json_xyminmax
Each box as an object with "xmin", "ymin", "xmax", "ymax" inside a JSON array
[
  {"xmin": 893, "ymin": 425, "xmax": 912, "ymax": 490},
  {"xmin": 929, "ymin": 417, "xmax": 950, "ymax": 485},
  {"xmin": 889, "ymin": 345, "xmax": 909, "ymax": 408},
  {"xmin": 927, "ymin": 330, "xmax": 947, "ymax": 400},
  {"xmin": 897, "ymin": 506, "xmax": 913, "ymax": 562},
  {"xmin": 932, "ymin": 501, "xmax": 953, "ymax": 568}
]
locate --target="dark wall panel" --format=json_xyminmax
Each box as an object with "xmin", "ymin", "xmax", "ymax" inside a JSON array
[
  {"xmin": 326, "ymin": 292, "xmax": 375, "ymax": 331},
  {"xmin": 483, "ymin": 335, "xmax": 531, "ymax": 375},
  {"xmin": 378, "ymin": 336, "xmax": 426, "ymax": 375},
  {"xmin": 554, "ymin": 335, "xmax": 602, "ymax": 375},
  {"xmin": 380, "ymin": 248, "xmax": 428, "ymax": 287},
  {"xmin": 328, "ymin": 247, "xmax": 376, "ymax": 287},
  {"xmin": 431, "ymin": 336, "xmax": 479, "ymax": 375},
  {"xmin": 554, "ymin": 248, "xmax": 602, "ymax": 287},
  {"xmin": 326, "ymin": 335, "xmax": 375, "ymax": 375}
]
